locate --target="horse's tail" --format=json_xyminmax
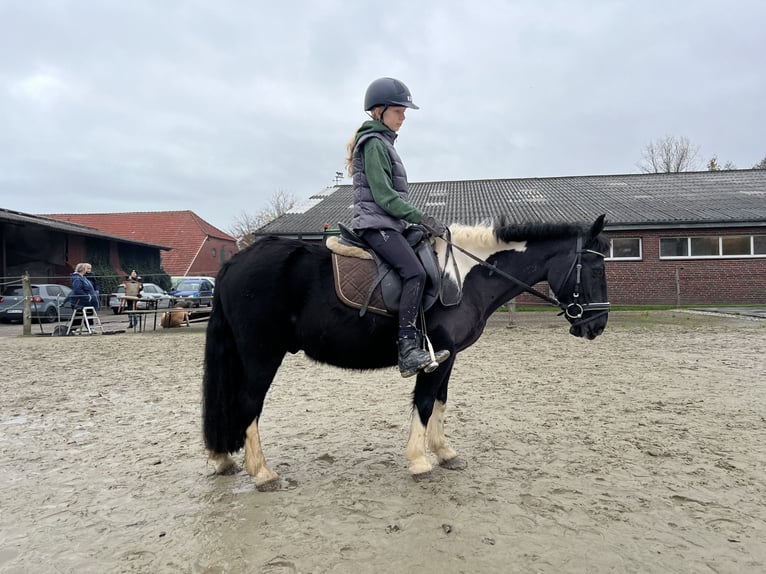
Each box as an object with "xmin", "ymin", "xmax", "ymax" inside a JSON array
[{"xmin": 202, "ymin": 270, "xmax": 247, "ymax": 454}]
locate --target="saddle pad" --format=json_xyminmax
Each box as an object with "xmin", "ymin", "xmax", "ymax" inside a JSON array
[
  {"xmin": 325, "ymin": 235, "xmax": 373, "ymax": 259},
  {"xmin": 331, "ymin": 253, "xmax": 392, "ymax": 317}
]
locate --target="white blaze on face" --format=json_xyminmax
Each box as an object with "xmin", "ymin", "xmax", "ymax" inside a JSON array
[{"xmin": 434, "ymin": 224, "xmax": 527, "ymax": 286}]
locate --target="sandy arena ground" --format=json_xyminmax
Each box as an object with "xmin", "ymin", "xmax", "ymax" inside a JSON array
[{"xmin": 0, "ymin": 310, "xmax": 764, "ymax": 573}]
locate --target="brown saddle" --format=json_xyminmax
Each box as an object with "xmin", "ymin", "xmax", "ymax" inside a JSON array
[{"xmin": 327, "ymin": 225, "xmax": 444, "ymax": 317}]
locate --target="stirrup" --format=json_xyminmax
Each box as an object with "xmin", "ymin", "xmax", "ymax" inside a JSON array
[{"xmin": 422, "ymin": 332, "xmax": 450, "ymax": 372}]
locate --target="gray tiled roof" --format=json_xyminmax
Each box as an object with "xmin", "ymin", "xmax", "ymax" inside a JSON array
[{"xmin": 256, "ymin": 169, "xmax": 766, "ymax": 237}]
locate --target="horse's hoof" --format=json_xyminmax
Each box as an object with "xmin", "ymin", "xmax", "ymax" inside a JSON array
[
  {"xmin": 254, "ymin": 468, "xmax": 280, "ymax": 490},
  {"xmin": 439, "ymin": 456, "xmax": 466, "ymax": 471},
  {"xmin": 409, "ymin": 459, "xmax": 433, "ymax": 478},
  {"xmin": 209, "ymin": 452, "xmax": 238, "ymax": 475},
  {"xmin": 411, "ymin": 469, "xmax": 433, "ymax": 482},
  {"xmin": 217, "ymin": 462, "xmax": 241, "ymax": 475},
  {"xmin": 255, "ymin": 475, "xmax": 281, "ymax": 492}
]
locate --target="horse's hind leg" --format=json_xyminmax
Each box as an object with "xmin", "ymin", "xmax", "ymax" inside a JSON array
[
  {"xmin": 208, "ymin": 451, "xmax": 237, "ymax": 475},
  {"xmin": 244, "ymin": 418, "xmax": 279, "ymax": 488},
  {"xmin": 240, "ymin": 354, "xmax": 283, "ymax": 488}
]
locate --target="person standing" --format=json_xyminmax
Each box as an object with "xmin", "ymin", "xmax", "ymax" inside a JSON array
[
  {"xmin": 124, "ymin": 270, "xmax": 143, "ymax": 328},
  {"xmin": 346, "ymin": 77, "xmax": 449, "ymax": 378},
  {"xmin": 84, "ymin": 263, "xmax": 100, "ymax": 304}
]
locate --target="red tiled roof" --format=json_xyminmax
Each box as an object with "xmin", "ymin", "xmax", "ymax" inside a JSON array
[{"xmin": 42, "ymin": 210, "xmax": 237, "ymax": 276}]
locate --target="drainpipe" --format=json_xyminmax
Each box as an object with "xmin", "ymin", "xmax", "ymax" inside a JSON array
[{"xmin": 184, "ymin": 236, "xmax": 208, "ymax": 276}]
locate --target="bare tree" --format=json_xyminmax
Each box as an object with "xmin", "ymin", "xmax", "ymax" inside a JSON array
[
  {"xmin": 227, "ymin": 190, "xmax": 296, "ymax": 249},
  {"xmin": 753, "ymin": 155, "xmax": 766, "ymax": 169},
  {"xmin": 638, "ymin": 136, "xmax": 701, "ymax": 173},
  {"xmin": 707, "ymin": 155, "xmax": 737, "ymax": 171}
]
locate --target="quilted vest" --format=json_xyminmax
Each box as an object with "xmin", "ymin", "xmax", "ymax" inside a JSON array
[{"xmin": 351, "ymin": 131, "xmax": 410, "ymax": 232}]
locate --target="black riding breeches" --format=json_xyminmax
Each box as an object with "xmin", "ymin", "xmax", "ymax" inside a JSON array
[{"xmin": 361, "ymin": 228, "xmax": 426, "ymax": 331}]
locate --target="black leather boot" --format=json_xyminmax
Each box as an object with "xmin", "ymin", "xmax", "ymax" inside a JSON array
[{"xmin": 398, "ymin": 331, "xmax": 450, "ymax": 378}]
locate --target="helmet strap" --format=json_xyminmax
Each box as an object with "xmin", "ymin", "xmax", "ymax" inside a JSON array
[{"xmin": 367, "ymin": 106, "xmax": 388, "ymax": 123}]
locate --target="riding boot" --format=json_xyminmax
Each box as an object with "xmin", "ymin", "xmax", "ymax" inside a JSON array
[{"xmin": 398, "ymin": 329, "xmax": 450, "ymax": 378}]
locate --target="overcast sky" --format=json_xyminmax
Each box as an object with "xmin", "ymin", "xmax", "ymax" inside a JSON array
[{"xmin": 2, "ymin": 0, "xmax": 764, "ymax": 232}]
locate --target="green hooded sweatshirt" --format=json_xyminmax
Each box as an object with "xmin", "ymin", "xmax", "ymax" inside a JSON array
[{"xmin": 354, "ymin": 120, "xmax": 424, "ymax": 223}]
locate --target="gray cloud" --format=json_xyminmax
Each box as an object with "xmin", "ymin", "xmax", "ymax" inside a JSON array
[{"xmin": 1, "ymin": 0, "xmax": 764, "ymax": 230}]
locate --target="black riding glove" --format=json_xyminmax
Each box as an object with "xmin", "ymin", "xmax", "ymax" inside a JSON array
[{"xmin": 420, "ymin": 214, "xmax": 447, "ymax": 238}]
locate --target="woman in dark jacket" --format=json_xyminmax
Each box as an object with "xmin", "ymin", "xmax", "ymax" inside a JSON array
[
  {"xmin": 345, "ymin": 77, "xmax": 449, "ymax": 378},
  {"xmin": 70, "ymin": 262, "xmax": 100, "ymax": 309}
]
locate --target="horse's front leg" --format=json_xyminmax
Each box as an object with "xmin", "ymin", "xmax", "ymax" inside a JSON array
[
  {"xmin": 426, "ymin": 400, "xmax": 463, "ymax": 469},
  {"xmin": 405, "ymin": 345, "xmax": 456, "ymax": 476},
  {"xmin": 405, "ymin": 407, "xmax": 433, "ymax": 476},
  {"xmin": 244, "ymin": 418, "xmax": 279, "ymax": 488}
]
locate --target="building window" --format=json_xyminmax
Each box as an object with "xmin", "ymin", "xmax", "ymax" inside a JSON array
[
  {"xmin": 211, "ymin": 248, "xmax": 217, "ymax": 258},
  {"xmin": 660, "ymin": 235, "xmax": 766, "ymax": 259},
  {"xmin": 660, "ymin": 237, "xmax": 688, "ymax": 257},
  {"xmin": 690, "ymin": 237, "xmax": 718, "ymax": 256},
  {"xmin": 606, "ymin": 238, "xmax": 642, "ymax": 260}
]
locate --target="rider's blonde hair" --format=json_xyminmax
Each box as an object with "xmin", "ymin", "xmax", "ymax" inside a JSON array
[{"xmin": 345, "ymin": 107, "xmax": 384, "ymax": 176}]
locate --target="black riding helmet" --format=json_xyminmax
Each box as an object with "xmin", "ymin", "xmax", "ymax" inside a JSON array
[{"xmin": 364, "ymin": 77, "xmax": 419, "ymax": 111}]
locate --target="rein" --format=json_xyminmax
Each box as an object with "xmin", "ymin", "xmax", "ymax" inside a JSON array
[{"xmin": 440, "ymin": 229, "xmax": 611, "ymax": 323}]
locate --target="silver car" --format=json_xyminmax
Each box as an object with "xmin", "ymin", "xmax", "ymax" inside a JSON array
[
  {"xmin": 108, "ymin": 282, "xmax": 174, "ymax": 314},
  {"xmin": 0, "ymin": 284, "xmax": 74, "ymax": 323}
]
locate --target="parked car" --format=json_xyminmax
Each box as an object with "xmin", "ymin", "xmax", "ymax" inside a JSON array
[
  {"xmin": 108, "ymin": 282, "xmax": 174, "ymax": 314},
  {"xmin": 0, "ymin": 284, "xmax": 74, "ymax": 323},
  {"xmin": 170, "ymin": 278, "xmax": 214, "ymax": 307},
  {"xmin": 170, "ymin": 275, "xmax": 216, "ymax": 290}
]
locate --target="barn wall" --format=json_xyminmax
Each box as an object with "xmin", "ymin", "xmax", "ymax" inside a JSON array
[
  {"xmin": 606, "ymin": 227, "xmax": 766, "ymax": 305},
  {"xmin": 516, "ymin": 227, "xmax": 766, "ymax": 306}
]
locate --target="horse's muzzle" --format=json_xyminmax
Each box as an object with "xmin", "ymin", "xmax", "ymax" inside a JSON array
[{"xmin": 568, "ymin": 311, "xmax": 609, "ymax": 340}]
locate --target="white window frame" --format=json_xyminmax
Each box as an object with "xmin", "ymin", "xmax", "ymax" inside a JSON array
[
  {"xmin": 605, "ymin": 237, "xmax": 642, "ymax": 261},
  {"xmin": 660, "ymin": 234, "xmax": 766, "ymax": 259}
]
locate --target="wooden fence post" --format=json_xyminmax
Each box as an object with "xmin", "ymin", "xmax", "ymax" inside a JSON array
[
  {"xmin": 22, "ymin": 272, "xmax": 32, "ymax": 336},
  {"xmin": 507, "ymin": 298, "xmax": 517, "ymax": 327}
]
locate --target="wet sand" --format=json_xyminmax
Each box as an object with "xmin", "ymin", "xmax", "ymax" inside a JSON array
[{"xmin": 1, "ymin": 311, "xmax": 765, "ymax": 573}]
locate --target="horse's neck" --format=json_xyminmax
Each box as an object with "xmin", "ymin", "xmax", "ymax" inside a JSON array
[
  {"xmin": 437, "ymin": 234, "xmax": 551, "ymax": 318},
  {"xmin": 438, "ymin": 226, "xmax": 548, "ymax": 285}
]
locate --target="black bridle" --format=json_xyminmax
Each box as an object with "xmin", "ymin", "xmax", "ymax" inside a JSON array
[{"xmin": 441, "ymin": 230, "xmax": 611, "ymax": 324}]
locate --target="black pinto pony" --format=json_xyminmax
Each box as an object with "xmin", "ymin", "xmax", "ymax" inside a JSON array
[{"xmin": 203, "ymin": 215, "xmax": 609, "ymax": 487}]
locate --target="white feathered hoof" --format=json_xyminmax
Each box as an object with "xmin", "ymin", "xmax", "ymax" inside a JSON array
[{"xmin": 409, "ymin": 458, "xmax": 433, "ymax": 478}]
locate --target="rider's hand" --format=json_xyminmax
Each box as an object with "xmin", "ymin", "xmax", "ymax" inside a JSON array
[{"xmin": 420, "ymin": 214, "xmax": 447, "ymax": 238}]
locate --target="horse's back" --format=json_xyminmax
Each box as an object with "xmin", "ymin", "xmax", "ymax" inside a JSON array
[
  {"xmin": 213, "ymin": 235, "xmax": 397, "ymax": 367},
  {"xmin": 215, "ymin": 236, "xmax": 330, "ymax": 325}
]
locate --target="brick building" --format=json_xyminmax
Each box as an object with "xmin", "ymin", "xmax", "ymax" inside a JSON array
[
  {"xmin": 44, "ymin": 210, "xmax": 237, "ymax": 277},
  {"xmin": 254, "ymin": 170, "xmax": 766, "ymax": 306}
]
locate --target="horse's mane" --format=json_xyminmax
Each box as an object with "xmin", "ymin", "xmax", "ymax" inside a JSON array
[
  {"xmin": 446, "ymin": 217, "xmax": 607, "ymax": 252},
  {"xmin": 494, "ymin": 217, "xmax": 608, "ymax": 251}
]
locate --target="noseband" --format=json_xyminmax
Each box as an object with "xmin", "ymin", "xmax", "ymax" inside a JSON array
[
  {"xmin": 554, "ymin": 235, "xmax": 611, "ymax": 326},
  {"xmin": 442, "ymin": 231, "xmax": 610, "ymax": 324}
]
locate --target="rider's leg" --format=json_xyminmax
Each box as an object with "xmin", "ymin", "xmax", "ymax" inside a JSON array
[{"xmin": 361, "ymin": 229, "xmax": 449, "ymax": 377}]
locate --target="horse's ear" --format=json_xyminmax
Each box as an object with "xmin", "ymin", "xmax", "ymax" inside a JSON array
[{"xmin": 591, "ymin": 214, "xmax": 606, "ymax": 236}]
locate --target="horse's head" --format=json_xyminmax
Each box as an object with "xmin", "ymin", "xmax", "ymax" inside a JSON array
[{"xmin": 548, "ymin": 215, "xmax": 610, "ymax": 340}]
